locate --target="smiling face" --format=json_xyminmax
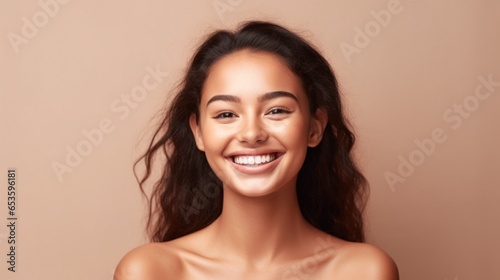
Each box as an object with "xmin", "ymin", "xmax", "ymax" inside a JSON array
[{"xmin": 190, "ymin": 50, "xmax": 326, "ymax": 197}]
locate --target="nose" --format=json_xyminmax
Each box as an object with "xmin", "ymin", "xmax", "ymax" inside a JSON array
[{"xmin": 237, "ymin": 116, "xmax": 268, "ymax": 145}]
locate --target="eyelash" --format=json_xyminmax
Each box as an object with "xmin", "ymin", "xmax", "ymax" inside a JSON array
[
  {"xmin": 213, "ymin": 112, "xmax": 237, "ymax": 119},
  {"xmin": 266, "ymin": 107, "xmax": 292, "ymax": 115},
  {"xmin": 213, "ymin": 107, "xmax": 292, "ymax": 119}
]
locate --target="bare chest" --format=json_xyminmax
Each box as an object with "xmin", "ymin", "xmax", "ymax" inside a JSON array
[{"xmin": 171, "ymin": 254, "xmax": 337, "ymax": 280}]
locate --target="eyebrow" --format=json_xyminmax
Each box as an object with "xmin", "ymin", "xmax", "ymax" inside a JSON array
[
  {"xmin": 206, "ymin": 95, "xmax": 241, "ymax": 106},
  {"xmin": 206, "ymin": 91, "xmax": 298, "ymax": 107},
  {"xmin": 258, "ymin": 91, "xmax": 298, "ymax": 103}
]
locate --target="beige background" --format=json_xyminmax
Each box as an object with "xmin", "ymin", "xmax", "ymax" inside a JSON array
[{"xmin": 1, "ymin": 0, "xmax": 499, "ymax": 279}]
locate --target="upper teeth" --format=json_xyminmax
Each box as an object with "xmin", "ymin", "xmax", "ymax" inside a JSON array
[{"xmin": 233, "ymin": 154, "xmax": 276, "ymax": 165}]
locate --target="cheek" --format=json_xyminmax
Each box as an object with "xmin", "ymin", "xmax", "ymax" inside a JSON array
[
  {"xmin": 199, "ymin": 125, "xmax": 231, "ymax": 181},
  {"xmin": 275, "ymin": 118, "xmax": 311, "ymax": 165},
  {"xmin": 196, "ymin": 114, "xmax": 241, "ymax": 186},
  {"xmin": 200, "ymin": 121, "xmax": 235, "ymax": 156},
  {"xmin": 270, "ymin": 117, "xmax": 310, "ymax": 144}
]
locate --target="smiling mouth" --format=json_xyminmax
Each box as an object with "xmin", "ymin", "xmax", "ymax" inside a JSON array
[{"xmin": 232, "ymin": 153, "xmax": 280, "ymax": 166}]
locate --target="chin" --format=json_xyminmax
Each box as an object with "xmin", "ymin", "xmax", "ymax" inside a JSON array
[
  {"xmin": 223, "ymin": 177, "xmax": 294, "ymax": 198},
  {"xmin": 231, "ymin": 187, "xmax": 278, "ymax": 198}
]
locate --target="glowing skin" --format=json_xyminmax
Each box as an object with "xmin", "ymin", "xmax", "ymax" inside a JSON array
[
  {"xmin": 190, "ymin": 50, "xmax": 325, "ymax": 198},
  {"xmin": 114, "ymin": 50, "xmax": 399, "ymax": 280}
]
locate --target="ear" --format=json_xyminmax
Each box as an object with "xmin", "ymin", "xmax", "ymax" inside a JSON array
[
  {"xmin": 308, "ymin": 108, "xmax": 328, "ymax": 147},
  {"xmin": 189, "ymin": 113, "xmax": 205, "ymax": 151}
]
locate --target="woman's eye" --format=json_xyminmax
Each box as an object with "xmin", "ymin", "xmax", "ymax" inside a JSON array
[
  {"xmin": 267, "ymin": 107, "xmax": 291, "ymax": 115},
  {"xmin": 214, "ymin": 112, "xmax": 236, "ymax": 119}
]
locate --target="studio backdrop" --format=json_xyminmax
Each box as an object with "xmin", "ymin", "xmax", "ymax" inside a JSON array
[{"xmin": 1, "ymin": 0, "xmax": 499, "ymax": 279}]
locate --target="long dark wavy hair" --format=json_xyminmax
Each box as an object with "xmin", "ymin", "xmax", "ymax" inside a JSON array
[{"xmin": 136, "ymin": 20, "xmax": 368, "ymax": 243}]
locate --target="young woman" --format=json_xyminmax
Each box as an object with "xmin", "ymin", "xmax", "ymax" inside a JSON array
[{"xmin": 115, "ymin": 21, "xmax": 398, "ymax": 279}]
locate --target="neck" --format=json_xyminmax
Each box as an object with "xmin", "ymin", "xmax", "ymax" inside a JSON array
[{"xmin": 207, "ymin": 183, "xmax": 313, "ymax": 267}]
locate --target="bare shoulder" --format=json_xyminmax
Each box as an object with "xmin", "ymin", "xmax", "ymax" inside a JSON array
[
  {"xmin": 114, "ymin": 242, "xmax": 182, "ymax": 280},
  {"xmin": 332, "ymin": 241, "xmax": 399, "ymax": 280}
]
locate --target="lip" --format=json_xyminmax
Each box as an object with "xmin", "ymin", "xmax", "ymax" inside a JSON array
[{"xmin": 225, "ymin": 150, "xmax": 284, "ymax": 175}]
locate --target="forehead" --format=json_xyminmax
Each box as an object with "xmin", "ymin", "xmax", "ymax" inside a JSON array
[{"xmin": 201, "ymin": 50, "xmax": 305, "ymax": 101}]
